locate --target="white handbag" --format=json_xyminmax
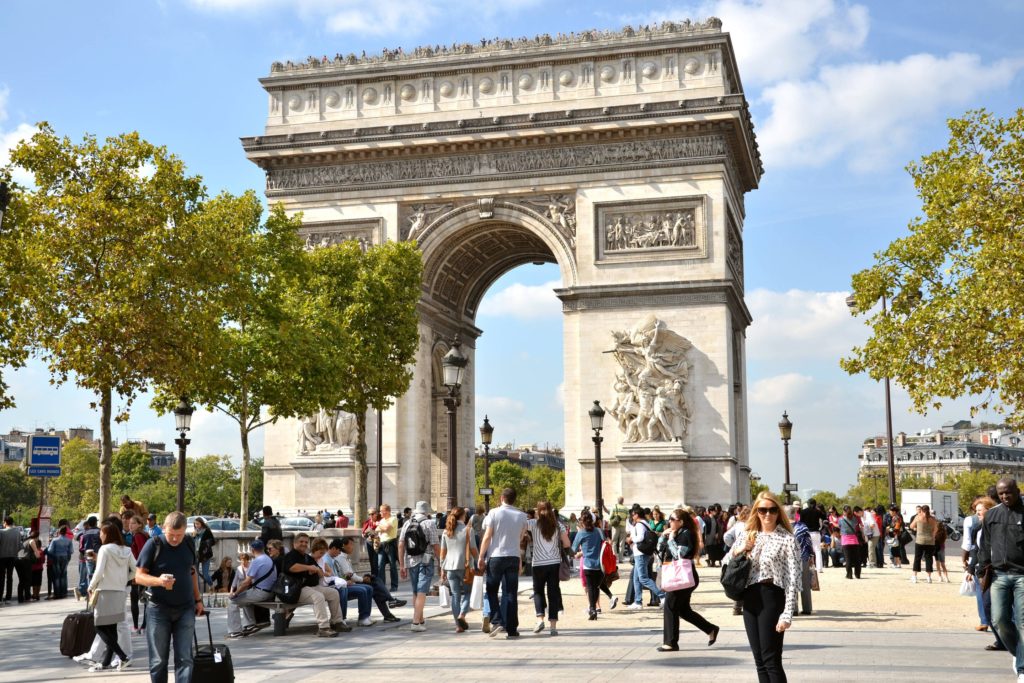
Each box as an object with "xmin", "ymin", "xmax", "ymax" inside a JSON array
[
  {"xmin": 438, "ymin": 583, "xmax": 451, "ymax": 607},
  {"xmin": 469, "ymin": 575, "xmax": 484, "ymax": 610}
]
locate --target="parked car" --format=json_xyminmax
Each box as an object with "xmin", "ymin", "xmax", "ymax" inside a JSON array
[
  {"xmin": 186, "ymin": 515, "xmax": 216, "ymax": 535},
  {"xmin": 280, "ymin": 516, "xmax": 316, "ymax": 532},
  {"xmin": 205, "ymin": 517, "xmax": 260, "ymax": 532}
]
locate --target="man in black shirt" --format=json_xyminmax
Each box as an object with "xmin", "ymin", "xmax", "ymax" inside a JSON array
[
  {"xmin": 799, "ymin": 499, "xmax": 823, "ymax": 573},
  {"xmin": 135, "ymin": 512, "xmax": 204, "ymax": 683},
  {"xmin": 282, "ymin": 533, "xmax": 345, "ymax": 637},
  {"xmin": 259, "ymin": 506, "xmax": 283, "ymax": 544},
  {"xmin": 978, "ymin": 478, "xmax": 1024, "ymax": 678}
]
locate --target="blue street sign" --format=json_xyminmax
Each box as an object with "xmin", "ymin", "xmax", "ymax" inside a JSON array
[
  {"xmin": 28, "ymin": 465, "xmax": 61, "ymax": 477},
  {"xmin": 27, "ymin": 435, "xmax": 62, "ymax": 467}
]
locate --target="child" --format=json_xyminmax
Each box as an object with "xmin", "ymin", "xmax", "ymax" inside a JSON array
[
  {"xmin": 83, "ymin": 549, "xmax": 98, "ymax": 600},
  {"xmin": 231, "ymin": 552, "xmax": 251, "ymax": 593}
]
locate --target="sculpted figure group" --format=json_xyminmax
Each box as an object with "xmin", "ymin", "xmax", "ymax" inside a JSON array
[{"xmin": 298, "ymin": 408, "xmax": 358, "ymax": 453}]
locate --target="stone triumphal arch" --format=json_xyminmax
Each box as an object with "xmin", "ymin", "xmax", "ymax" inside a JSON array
[{"xmin": 243, "ymin": 18, "xmax": 762, "ymax": 513}]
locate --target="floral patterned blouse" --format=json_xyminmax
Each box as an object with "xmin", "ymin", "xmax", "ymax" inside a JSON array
[{"xmin": 731, "ymin": 526, "xmax": 802, "ymax": 624}]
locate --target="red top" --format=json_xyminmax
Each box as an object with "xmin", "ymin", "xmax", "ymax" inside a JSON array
[
  {"xmin": 335, "ymin": 515, "xmax": 349, "ymax": 529},
  {"xmin": 130, "ymin": 532, "xmax": 148, "ymax": 559}
]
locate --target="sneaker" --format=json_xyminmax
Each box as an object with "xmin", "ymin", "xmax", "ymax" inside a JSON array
[
  {"xmin": 910, "ymin": 576, "xmax": 917, "ymax": 584},
  {"xmin": 610, "ymin": 596, "xmax": 619, "ymax": 610},
  {"xmin": 550, "ymin": 628, "xmax": 558, "ymax": 636},
  {"xmin": 332, "ymin": 620, "xmax": 353, "ymax": 632},
  {"xmin": 358, "ymin": 617, "xmax": 375, "ymax": 627},
  {"xmin": 533, "ymin": 621, "xmax": 545, "ymax": 634},
  {"xmin": 388, "ymin": 599, "xmax": 407, "ymax": 608},
  {"xmin": 253, "ymin": 621, "xmax": 271, "ymax": 630},
  {"xmin": 926, "ymin": 576, "xmax": 933, "ymax": 584},
  {"xmin": 383, "ymin": 615, "xmax": 401, "ymax": 623},
  {"xmin": 242, "ymin": 624, "xmax": 260, "ymax": 635},
  {"xmin": 227, "ymin": 631, "xmax": 245, "ymax": 639},
  {"xmin": 627, "ymin": 602, "xmax": 643, "ymax": 610},
  {"xmin": 482, "ymin": 617, "xmax": 491, "ymax": 634},
  {"xmin": 506, "ymin": 633, "xmax": 520, "ymax": 639},
  {"xmin": 489, "ymin": 624, "xmax": 505, "ymax": 638},
  {"xmin": 87, "ymin": 663, "xmax": 109, "ymax": 672},
  {"xmin": 317, "ymin": 629, "xmax": 338, "ymax": 638},
  {"xmin": 73, "ymin": 654, "xmax": 94, "ymax": 664},
  {"xmin": 114, "ymin": 659, "xmax": 131, "ymax": 671},
  {"xmin": 410, "ymin": 622, "xmax": 427, "ymax": 632}
]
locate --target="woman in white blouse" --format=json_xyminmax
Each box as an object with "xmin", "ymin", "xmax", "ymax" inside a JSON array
[{"xmin": 731, "ymin": 491, "xmax": 801, "ymax": 683}]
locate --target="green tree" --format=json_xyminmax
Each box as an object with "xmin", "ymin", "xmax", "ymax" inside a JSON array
[
  {"xmin": 47, "ymin": 438, "xmax": 100, "ymax": 522},
  {"xmin": 154, "ymin": 196, "xmax": 314, "ymax": 522},
  {"xmin": 944, "ymin": 469, "xmax": 1001, "ymax": 508},
  {"xmin": 0, "ymin": 170, "xmax": 31, "ymax": 410},
  {"xmin": 134, "ymin": 472, "xmax": 177, "ymax": 520},
  {"xmin": 184, "ymin": 455, "xmax": 240, "ymax": 516},
  {"xmin": 0, "ymin": 466, "xmax": 41, "ymax": 515},
  {"xmin": 111, "ymin": 443, "xmax": 160, "ymax": 495},
  {"xmin": 306, "ymin": 240, "xmax": 422, "ymax": 525},
  {"xmin": 9, "ymin": 124, "xmax": 235, "ymax": 518},
  {"xmin": 750, "ymin": 479, "xmax": 769, "ymax": 502},
  {"xmin": 812, "ymin": 490, "xmax": 843, "ymax": 511},
  {"xmin": 842, "ymin": 109, "xmax": 1024, "ymax": 426},
  {"xmin": 246, "ymin": 457, "xmax": 265, "ymax": 518}
]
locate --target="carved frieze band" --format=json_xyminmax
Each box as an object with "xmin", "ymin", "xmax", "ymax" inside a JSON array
[
  {"xmin": 297, "ymin": 218, "xmax": 384, "ymax": 252},
  {"xmin": 595, "ymin": 196, "xmax": 707, "ymax": 262},
  {"xmin": 266, "ymin": 134, "xmax": 728, "ymax": 195},
  {"xmin": 561, "ymin": 291, "xmax": 727, "ymax": 311}
]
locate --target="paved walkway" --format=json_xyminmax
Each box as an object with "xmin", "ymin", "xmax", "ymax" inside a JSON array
[{"xmin": 0, "ymin": 556, "xmax": 1013, "ymax": 682}]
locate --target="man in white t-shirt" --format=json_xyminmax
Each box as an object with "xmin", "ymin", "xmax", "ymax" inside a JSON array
[{"xmin": 478, "ymin": 487, "xmax": 528, "ymax": 638}]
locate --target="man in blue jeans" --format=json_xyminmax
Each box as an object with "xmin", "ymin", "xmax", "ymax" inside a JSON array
[
  {"xmin": 135, "ymin": 512, "xmax": 204, "ymax": 683},
  {"xmin": 979, "ymin": 477, "xmax": 1024, "ymax": 682},
  {"xmin": 628, "ymin": 505, "xmax": 665, "ymax": 609},
  {"xmin": 478, "ymin": 487, "xmax": 528, "ymax": 638}
]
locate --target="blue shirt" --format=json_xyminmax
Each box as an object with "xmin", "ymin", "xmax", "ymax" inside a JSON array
[
  {"xmin": 146, "ymin": 524, "xmax": 163, "ymax": 539},
  {"xmin": 47, "ymin": 535, "xmax": 74, "ymax": 559},
  {"xmin": 571, "ymin": 528, "xmax": 605, "ymax": 571},
  {"xmin": 247, "ymin": 553, "xmax": 277, "ymax": 591}
]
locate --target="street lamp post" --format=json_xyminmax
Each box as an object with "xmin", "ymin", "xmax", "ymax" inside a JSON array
[
  {"xmin": 847, "ymin": 293, "xmax": 898, "ymax": 507},
  {"xmin": 173, "ymin": 397, "xmax": 195, "ymax": 513},
  {"xmin": 442, "ymin": 337, "xmax": 468, "ymax": 512},
  {"xmin": 778, "ymin": 411, "xmax": 793, "ymax": 503},
  {"xmin": 589, "ymin": 400, "xmax": 606, "ymax": 516},
  {"xmin": 376, "ymin": 408, "xmax": 384, "ymax": 508},
  {"xmin": 480, "ymin": 415, "xmax": 494, "ymax": 512}
]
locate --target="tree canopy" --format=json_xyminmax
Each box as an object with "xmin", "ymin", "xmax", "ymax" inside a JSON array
[{"xmin": 842, "ymin": 109, "xmax": 1024, "ymax": 426}]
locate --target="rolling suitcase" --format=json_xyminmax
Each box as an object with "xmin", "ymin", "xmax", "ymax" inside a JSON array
[
  {"xmin": 192, "ymin": 612, "xmax": 234, "ymax": 682},
  {"xmin": 60, "ymin": 610, "xmax": 96, "ymax": 657}
]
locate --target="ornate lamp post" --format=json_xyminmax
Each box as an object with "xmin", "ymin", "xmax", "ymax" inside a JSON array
[
  {"xmin": 442, "ymin": 337, "xmax": 468, "ymax": 512},
  {"xmin": 847, "ymin": 294, "xmax": 898, "ymax": 507},
  {"xmin": 479, "ymin": 415, "xmax": 494, "ymax": 512},
  {"xmin": 173, "ymin": 397, "xmax": 195, "ymax": 513},
  {"xmin": 778, "ymin": 411, "xmax": 793, "ymax": 503},
  {"xmin": 589, "ymin": 400, "xmax": 606, "ymax": 516}
]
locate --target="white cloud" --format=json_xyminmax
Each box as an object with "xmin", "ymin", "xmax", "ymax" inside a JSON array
[
  {"xmin": 554, "ymin": 381, "xmax": 565, "ymax": 408},
  {"xmin": 624, "ymin": 0, "xmax": 869, "ymax": 85},
  {"xmin": 478, "ymin": 279, "xmax": 561, "ymax": 320},
  {"xmin": 749, "ymin": 372, "xmax": 813, "ymax": 406},
  {"xmin": 747, "ymin": 288, "xmax": 866, "ymax": 363},
  {"xmin": 0, "ymin": 86, "xmax": 38, "ymax": 187},
  {"xmin": 758, "ymin": 53, "xmax": 1024, "ymax": 171}
]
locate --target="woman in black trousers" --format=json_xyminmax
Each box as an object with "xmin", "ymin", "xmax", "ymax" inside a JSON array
[
  {"xmin": 730, "ymin": 492, "xmax": 801, "ymax": 683},
  {"xmin": 657, "ymin": 508, "xmax": 719, "ymax": 651}
]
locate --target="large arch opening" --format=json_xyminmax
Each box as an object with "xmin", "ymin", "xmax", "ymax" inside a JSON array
[{"xmin": 418, "ymin": 209, "xmax": 572, "ymax": 512}]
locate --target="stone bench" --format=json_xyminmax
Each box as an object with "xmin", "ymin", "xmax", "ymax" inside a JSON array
[{"xmin": 247, "ymin": 599, "xmax": 313, "ymax": 636}]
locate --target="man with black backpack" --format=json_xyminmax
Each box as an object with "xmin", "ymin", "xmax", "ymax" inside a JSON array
[
  {"xmin": 628, "ymin": 504, "xmax": 665, "ymax": 610},
  {"xmin": 398, "ymin": 501, "xmax": 440, "ymax": 632},
  {"xmin": 135, "ymin": 512, "xmax": 204, "ymax": 683}
]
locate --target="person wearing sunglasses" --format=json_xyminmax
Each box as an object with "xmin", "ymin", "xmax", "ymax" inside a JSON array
[
  {"xmin": 656, "ymin": 509, "xmax": 719, "ymax": 652},
  {"xmin": 730, "ymin": 491, "xmax": 801, "ymax": 683}
]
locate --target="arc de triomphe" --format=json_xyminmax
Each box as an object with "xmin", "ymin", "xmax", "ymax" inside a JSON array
[{"xmin": 243, "ymin": 18, "xmax": 762, "ymax": 514}]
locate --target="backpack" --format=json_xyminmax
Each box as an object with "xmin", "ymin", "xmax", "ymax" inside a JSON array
[
  {"xmin": 609, "ymin": 514, "xmax": 623, "ymax": 528},
  {"xmin": 403, "ymin": 517, "xmax": 429, "ymax": 557},
  {"xmin": 635, "ymin": 521, "xmax": 658, "ymax": 555}
]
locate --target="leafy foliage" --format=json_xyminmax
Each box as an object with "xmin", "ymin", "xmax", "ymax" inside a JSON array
[
  {"xmin": 46, "ymin": 438, "xmax": 100, "ymax": 523},
  {"xmin": 842, "ymin": 109, "xmax": 1024, "ymax": 426},
  {"xmin": 111, "ymin": 443, "xmax": 160, "ymax": 494},
  {"xmin": 473, "ymin": 458, "xmax": 565, "ymax": 512}
]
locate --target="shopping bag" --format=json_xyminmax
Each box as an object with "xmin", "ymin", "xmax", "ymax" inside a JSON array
[
  {"xmin": 960, "ymin": 575, "xmax": 977, "ymax": 597},
  {"xmin": 660, "ymin": 558, "xmax": 695, "ymax": 591},
  {"xmin": 810, "ymin": 570, "xmax": 820, "ymax": 592},
  {"xmin": 438, "ymin": 583, "xmax": 451, "ymax": 607},
  {"xmin": 469, "ymin": 575, "xmax": 484, "ymax": 610}
]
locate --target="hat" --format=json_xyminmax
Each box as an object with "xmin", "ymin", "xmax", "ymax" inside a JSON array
[
  {"xmin": 250, "ymin": 539, "xmax": 265, "ymax": 551},
  {"xmin": 147, "ymin": 513, "xmax": 157, "ymax": 520},
  {"xmin": 414, "ymin": 500, "xmax": 432, "ymax": 516}
]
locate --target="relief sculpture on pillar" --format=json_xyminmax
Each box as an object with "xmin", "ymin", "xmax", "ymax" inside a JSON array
[
  {"xmin": 297, "ymin": 407, "xmax": 359, "ymax": 454},
  {"xmin": 607, "ymin": 315, "xmax": 691, "ymax": 443}
]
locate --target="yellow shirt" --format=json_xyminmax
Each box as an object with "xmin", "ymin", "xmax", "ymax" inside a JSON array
[{"xmin": 376, "ymin": 515, "xmax": 398, "ymax": 543}]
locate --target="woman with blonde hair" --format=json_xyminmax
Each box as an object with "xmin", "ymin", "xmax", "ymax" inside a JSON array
[
  {"xmin": 730, "ymin": 491, "xmax": 801, "ymax": 683},
  {"xmin": 657, "ymin": 508, "xmax": 719, "ymax": 652},
  {"xmin": 439, "ymin": 506, "xmax": 478, "ymax": 632}
]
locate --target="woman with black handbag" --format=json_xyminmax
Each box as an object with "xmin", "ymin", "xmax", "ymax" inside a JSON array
[
  {"xmin": 730, "ymin": 492, "xmax": 800, "ymax": 683},
  {"xmin": 657, "ymin": 508, "xmax": 719, "ymax": 652},
  {"xmin": 527, "ymin": 501, "xmax": 570, "ymax": 635}
]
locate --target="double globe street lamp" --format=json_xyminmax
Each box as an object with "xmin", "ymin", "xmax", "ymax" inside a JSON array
[
  {"xmin": 173, "ymin": 397, "xmax": 195, "ymax": 513},
  {"xmin": 442, "ymin": 337, "xmax": 468, "ymax": 512}
]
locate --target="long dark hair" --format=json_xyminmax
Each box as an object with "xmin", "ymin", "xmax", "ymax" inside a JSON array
[
  {"xmin": 100, "ymin": 522, "xmax": 124, "ymax": 546},
  {"xmin": 535, "ymin": 500, "xmax": 557, "ymax": 541},
  {"xmin": 580, "ymin": 510, "xmax": 595, "ymax": 532}
]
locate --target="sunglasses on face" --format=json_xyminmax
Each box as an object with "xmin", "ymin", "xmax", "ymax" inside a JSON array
[
  {"xmin": 669, "ymin": 517, "xmax": 680, "ymax": 522},
  {"xmin": 756, "ymin": 507, "xmax": 779, "ymax": 515}
]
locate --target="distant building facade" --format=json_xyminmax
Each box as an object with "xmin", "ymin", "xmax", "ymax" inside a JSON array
[
  {"xmin": 859, "ymin": 420, "xmax": 1024, "ymax": 484},
  {"xmin": 0, "ymin": 427, "xmax": 175, "ymax": 470}
]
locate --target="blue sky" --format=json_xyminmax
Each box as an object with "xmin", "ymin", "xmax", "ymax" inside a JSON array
[{"xmin": 2, "ymin": 0, "xmax": 1022, "ymax": 496}]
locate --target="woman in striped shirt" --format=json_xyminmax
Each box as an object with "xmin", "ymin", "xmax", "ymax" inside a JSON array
[{"xmin": 528, "ymin": 501, "xmax": 570, "ymax": 635}]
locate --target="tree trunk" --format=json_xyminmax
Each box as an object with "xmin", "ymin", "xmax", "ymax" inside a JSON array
[
  {"xmin": 99, "ymin": 386, "xmax": 113, "ymax": 519},
  {"xmin": 239, "ymin": 424, "xmax": 250, "ymax": 525},
  {"xmin": 354, "ymin": 410, "xmax": 368, "ymax": 527}
]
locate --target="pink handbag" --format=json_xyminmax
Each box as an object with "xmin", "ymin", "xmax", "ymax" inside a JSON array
[{"xmin": 661, "ymin": 558, "xmax": 696, "ymax": 591}]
